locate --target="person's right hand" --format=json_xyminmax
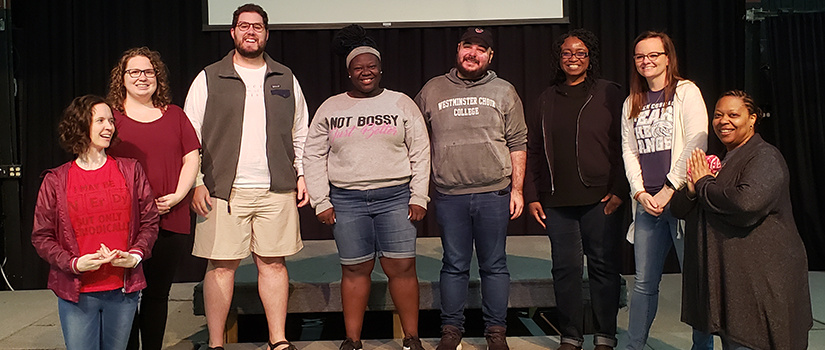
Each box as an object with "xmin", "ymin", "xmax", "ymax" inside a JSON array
[
  {"xmin": 317, "ymin": 208, "xmax": 335, "ymax": 226},
  {"xmin": 191, "ymin": 185, "xmax": 212, "ymax": 217},
  {"xmin": 637, "ymin": 192, "xmax": 663, "ymax": 216},
  {"xmin": 528, "ymin": 202, "xmax": 546, "ymax": 229},
  {"xmin": 76, "ymin": 247, "xmax": 117, "ymax": 272}
]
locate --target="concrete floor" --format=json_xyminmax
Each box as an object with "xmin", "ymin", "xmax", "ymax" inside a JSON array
[{"xmin": 1, "ymin": 272, "xmax": 823, "ymax": 349}]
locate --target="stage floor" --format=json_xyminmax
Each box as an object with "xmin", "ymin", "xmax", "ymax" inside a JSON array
[{"xmin": 1, "ymin": 272, "xmax": 823, "ymax": 349}]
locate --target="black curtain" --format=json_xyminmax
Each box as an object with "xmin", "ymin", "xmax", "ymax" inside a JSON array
[
  {"xmin": 7, "ymin": 0, "xmax": 743, "ymax": 289},
  {"xmin": 764, "ymin": 12, "xmax": 825, "ymax": 270}
]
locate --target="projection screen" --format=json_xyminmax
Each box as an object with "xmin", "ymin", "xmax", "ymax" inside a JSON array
[{"xmin": 203, "ymin": 0, "xmax": 568, "ymax": 30}]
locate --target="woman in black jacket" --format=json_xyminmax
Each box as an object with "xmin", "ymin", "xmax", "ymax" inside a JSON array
[{"xmin": 525, "ymin": 29, "xmax": 628, "ymax": 350}]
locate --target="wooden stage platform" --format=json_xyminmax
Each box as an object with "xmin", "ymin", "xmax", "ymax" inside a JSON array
[{"xmin": 193, "ymin": 236, "xmax": 627, "ymax": 342}]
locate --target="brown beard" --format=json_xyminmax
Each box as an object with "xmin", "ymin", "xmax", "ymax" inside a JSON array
[
  {"xmin": 456, "ymin": 56, "xmax": 487, "ymax": 80},
  {"xmin": 236, "ymin": 43, "xmax": 266, "ymax": 59}
]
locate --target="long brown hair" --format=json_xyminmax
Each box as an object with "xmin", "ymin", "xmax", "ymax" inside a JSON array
[
  {"xmin": 106, "ymin": 47, "xmax": 171, "ymax": 112},
  {"xmin": 627, "ymin": 31, "xmax": 683, "ymax": 119}
]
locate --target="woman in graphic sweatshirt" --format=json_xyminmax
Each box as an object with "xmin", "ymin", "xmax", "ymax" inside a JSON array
[{"xmin": 303, "ymin": 25, "xmax": 430, "ymax": 350}]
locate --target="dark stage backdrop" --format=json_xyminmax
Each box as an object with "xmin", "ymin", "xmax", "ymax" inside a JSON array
[
  {"xmin": 7, "ymin": 0, "xmax": 744, "ymax": 289},
  {"xmin": 764, "ymin": 11, "xmax": 825, "ymax": 270}
]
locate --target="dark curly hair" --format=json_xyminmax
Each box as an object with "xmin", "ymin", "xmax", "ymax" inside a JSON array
[
  {"xmin": 59, "ymin": 95, "xmax": 117, "ymax": 155},
  {"xmin": 107, "ymin": 46, "xmax": 171, "ymax": 112},
  {"xmin": 719, "ymin": 90, "xmax": 764, "ymax": 124},
  {"xmin": 550, "ymin": 29, "xmax": 601, "ymax": 90},
  {"xmin": 332, "ymin": 24, "xmax": 378, "ymax": 57},
  {"xmin": 232, "ymin": 3, "xmax": 268, "ymax": 29}
]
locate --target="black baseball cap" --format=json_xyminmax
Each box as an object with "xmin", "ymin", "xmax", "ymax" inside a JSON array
[{"xmin": 460, "ymin": 27, "xmax": 493, "ymax": 49}]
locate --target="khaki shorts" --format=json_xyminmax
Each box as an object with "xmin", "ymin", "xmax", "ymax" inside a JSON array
[{"xmin": 193, "ymin": 188, "xmax": 303, "ymax": 260}]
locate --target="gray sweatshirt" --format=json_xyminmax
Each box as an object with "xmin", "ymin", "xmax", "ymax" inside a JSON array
[
  {"xmin": 415, "ymin": 68, "xmax": 527, "ymax": 195},
  {"xmin": 304, "ymin": 89, "xmax": 431, "ymax": 214}
]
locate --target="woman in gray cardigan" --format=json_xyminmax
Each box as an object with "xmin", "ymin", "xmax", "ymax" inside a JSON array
[{"xmin": 671, "ymin": 90, "xmax": 812, "ymax": 349}]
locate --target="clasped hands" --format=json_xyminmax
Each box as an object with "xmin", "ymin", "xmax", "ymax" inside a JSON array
[
  {"xmin": 639, "ymin": 148, "xmax": 716, "ymax": 216},
  {"xmin": 76, "ymin": 243, "xmax": 138, "ymax": 272}
]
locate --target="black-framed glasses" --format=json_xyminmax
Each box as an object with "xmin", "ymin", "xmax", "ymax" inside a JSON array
[
  {"xmin": 236, "ymin": 21, "xmax": 265, "ymax": 32},
  {"xmin": 125, "ymin": 69, "xmax": 156, "ymax": 78},
  {"xmin": 561, "ymin": 51, "xmax": 589, "ymax": 60},
  {"xmin": 633, "ymin": 52, "xmax": 667, "ymax": 62}
]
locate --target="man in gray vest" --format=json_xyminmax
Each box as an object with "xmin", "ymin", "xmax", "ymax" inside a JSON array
[{"xmin": 183, "ymin": 4, "xmax": 308, "ymax": 350}]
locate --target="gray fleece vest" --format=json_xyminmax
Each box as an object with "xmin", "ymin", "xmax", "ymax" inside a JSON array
[{"xmin": 201, "ymin": 51, "xmax": 297, "ymax": 200}]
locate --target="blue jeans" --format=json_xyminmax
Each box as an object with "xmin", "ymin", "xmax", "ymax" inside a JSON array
[
  {"xmin": 330, "ymin": 184, "xmax": 417, "ymax": 265},
  {"xmin": 625, "ymin": 203, "xmax": 715, "ymax": 350},
  {"xmin": 544, "ymin": 203, "xmax": 622, "ymax": 348},
  {"xmin": 435, "ymin": 188, "xmax": 511, "ymax": 331},
  {"xmin": 58, "ymin": 289, "xmax": 139, "ymax": 350},
  {"xmin": 625, "ymin": 203, "xmax": 683, "ymax": 350}
]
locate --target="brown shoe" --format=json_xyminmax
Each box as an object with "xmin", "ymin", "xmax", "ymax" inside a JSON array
[
  {"xmin": 557, "ymin": 344, "xmax": 581, "ymax": 350},
  {"xmin": 436, "ymin": 325, "xmax": 463, "ymax": 350},
  {"xmin": 403, "ymin": 336, "xmax": 425, "ymax": 350},
  {"xmin": 484, "ymin": 325, "xmax": 509, "ymax": 350}
]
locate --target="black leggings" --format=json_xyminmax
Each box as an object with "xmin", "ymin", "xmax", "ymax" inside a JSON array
[{"xmin": 126, "ymin": 229, "xmax": 187, "ymax": 350}]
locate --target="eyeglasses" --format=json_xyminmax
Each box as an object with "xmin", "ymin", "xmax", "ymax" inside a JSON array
[
  {"xmin": 124, "ymin": 69, "xmax": 156, "ymax": 78},
  {"xmin": 236, "ymin": 21, "xmax": 265, "ymax": 32},
  {"xmin": 633, "ymin": 52, "xmax": 667, "ymax": 62},
  {"xmin": 561, "ymin": 51, "xmax": 589, "ymax": 60}
]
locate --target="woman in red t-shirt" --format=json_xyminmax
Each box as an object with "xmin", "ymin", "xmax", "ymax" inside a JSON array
[
  {"xmin": 31, "ymin": 95, "xmax": 159, "ymax": 350},
  {"xmin": 106, "ymin": 47, "xmax": 200, "ymax": 350}
]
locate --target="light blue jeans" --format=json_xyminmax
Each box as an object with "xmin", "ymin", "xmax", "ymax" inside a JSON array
[
  {"xmin": 625, "ymin": 203, "xmax": 715, "ymax": 350},
  {"xmin": 58, "ymin": 289, "xmax": 139, "ymax": 350}
]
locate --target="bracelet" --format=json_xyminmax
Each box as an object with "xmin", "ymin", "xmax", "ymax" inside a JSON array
[{"xmin": 633, "ymin": 191, "xmax": 646, "ymax": 201}]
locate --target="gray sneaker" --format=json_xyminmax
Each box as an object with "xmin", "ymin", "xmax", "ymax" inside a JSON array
[
  {"xmin": 484, "ymin": 326, "xmax": 509, "ymax": 350},
  {"xmin": 403, "ymin": 335, "xmax": 424, "ymax": 350},
  {"xmin": 339, "ymin": 338, "xmax": 363, "ymax": 350},
  {"xmin": 436, "ymin": 325, "xmax": 463, "ymax": 350}
]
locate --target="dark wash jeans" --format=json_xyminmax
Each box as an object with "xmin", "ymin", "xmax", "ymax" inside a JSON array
[
  {"xmin": 434, "ymin": 187, "xmax": 511, "ymax": 331},
  {"xmin": 543, "ymin": 202, "xmax": 623, "ymax": 348}
]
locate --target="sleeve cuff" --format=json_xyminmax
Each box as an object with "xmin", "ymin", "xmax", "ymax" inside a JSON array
[
  {"xmin": 71, "ymin": 257, "xmax": 80, "ymax": 274},
  {"xmin": 129, "ymin": 253, "xmax": 142, "ymax": 268},
  {"xmin": 409, "ymin": 196, "xmax": 428, "ymax": 209},
  {"xmin": 315, "ymin": 200, "xmax": 333, "ymax": 215}
]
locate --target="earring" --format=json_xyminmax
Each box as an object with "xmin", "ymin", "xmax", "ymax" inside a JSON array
[
  {"xmin": 380, "ymin": 71, "xmax": 383, "ymax": 74},
  {"xmin": 348, "ymin": 75, "xmax": 351, "ymax": 78}
]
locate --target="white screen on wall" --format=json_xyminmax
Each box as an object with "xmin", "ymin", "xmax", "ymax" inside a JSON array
[{"xmin": 204, "ymin": 0, "xmax": 567, "ymax": 30}]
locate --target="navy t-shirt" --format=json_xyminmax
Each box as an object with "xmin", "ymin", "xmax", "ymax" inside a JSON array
[{"xmin": 633, "ymin": 90, "xmax": 673, "ymax": 193}]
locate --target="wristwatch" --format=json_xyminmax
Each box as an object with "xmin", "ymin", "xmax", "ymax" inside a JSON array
[{"xmin": 665, "ymin": 178, "xmax": 676, "ymax": 190}]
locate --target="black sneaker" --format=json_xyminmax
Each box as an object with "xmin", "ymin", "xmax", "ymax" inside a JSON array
[
  {"xmin": 436, "ymin": 325, "xmax": 463, "ymax": 350},
  {"xmin": 484, "ymin": 325, "xmax": 509, "ymax": 350},
  {"xmin": 340, "ymin": 338, "xmax": 363, "ymax": 350},
  {"xmin": 403, "ymin": 335, "xmax": 424, "ymax": 350}
]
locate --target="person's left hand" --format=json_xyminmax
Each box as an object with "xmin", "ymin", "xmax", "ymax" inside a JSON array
[
  {"xmin": 99, "ymin": 244, "xmax": 139, "ymax": 268},
  {"xmin": 601, "ymin": 193, "xmax": 623, "ymax": 215},
  {"xmin": 155, "ymin": 193, "xmax": 184, "ymax": 215},
  {"xmin": 408, "ymin": 204, "xmax": 426, "ymax": 221},
  {"xmin": 296, "ymin": 176, "xmax": 309, "ymax": 207},
  {"xmin": 510, "ymin": 189, "xmax": 524, "ymax": 220}
]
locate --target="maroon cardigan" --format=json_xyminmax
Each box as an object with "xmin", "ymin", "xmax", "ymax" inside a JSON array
[{"xmin": 31, "ymin": 157, "xmax": 159, "ymax": 302}]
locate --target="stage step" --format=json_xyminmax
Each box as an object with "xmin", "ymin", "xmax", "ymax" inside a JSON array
[{"xmin": 206, "ymin": 336, "xmax": 560, "ymax": 349}]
